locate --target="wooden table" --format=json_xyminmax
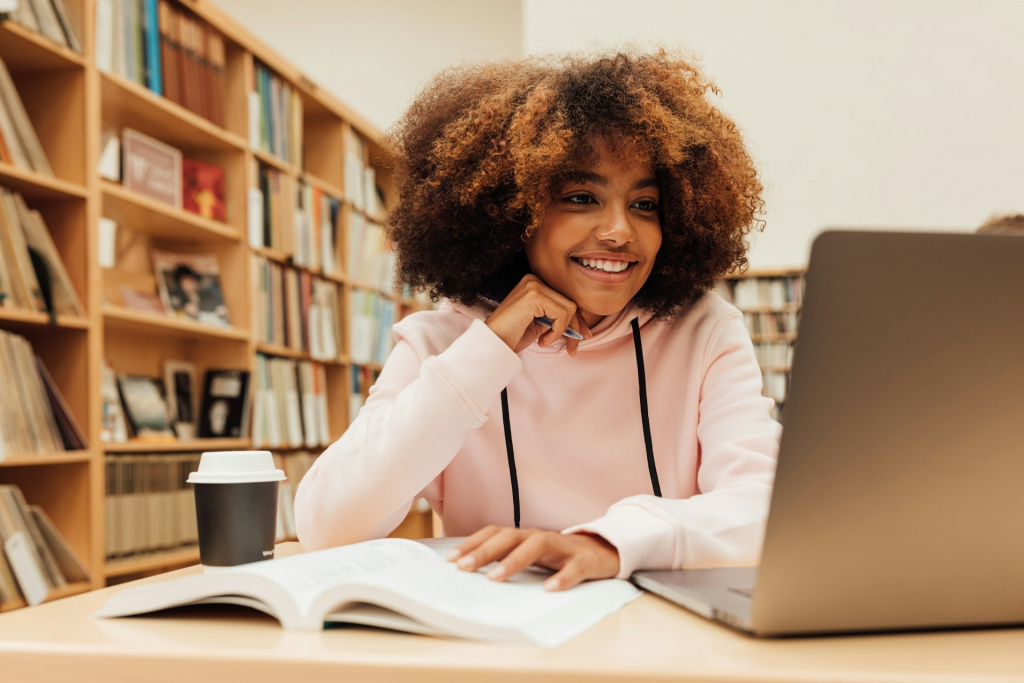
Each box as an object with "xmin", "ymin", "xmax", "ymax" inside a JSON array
[{"xmin": 1, "ymin": 544, "xmax": 1023, "ymax": 682}]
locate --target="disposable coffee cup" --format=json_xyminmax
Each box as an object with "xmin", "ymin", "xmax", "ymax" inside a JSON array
[{"xmin": 187, "ymin": 451, "xmax": 285, "ymax": 569}]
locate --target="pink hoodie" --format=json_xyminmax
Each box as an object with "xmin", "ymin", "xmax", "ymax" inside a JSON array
[{"xmin": 294, "ymin": 292, "xmax": 781, "ymax": 577}]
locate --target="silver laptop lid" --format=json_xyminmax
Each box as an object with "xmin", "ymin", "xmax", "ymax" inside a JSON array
[{"xmin": 751, "ymin": 230, "xmax": 1024, "ymax": 636}]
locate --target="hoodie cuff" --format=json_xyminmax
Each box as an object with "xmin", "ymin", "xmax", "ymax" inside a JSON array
[
  {"xmin": 432, "ymin": 319, "xmax": 522, "ymax": 416},
  {"xmin": 564, "ymin": 504, "xmax": 676, "ymax": 579}
]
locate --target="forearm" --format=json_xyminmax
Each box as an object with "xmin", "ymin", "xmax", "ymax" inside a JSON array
[{"xmin": 294, "ymin": 320, "xmax": 522, "ymax": 549}]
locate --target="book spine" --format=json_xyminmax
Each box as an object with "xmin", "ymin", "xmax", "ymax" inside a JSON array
[{"xmin": 143, "ymin": 0, "xmax": 162, "ymax": 94}]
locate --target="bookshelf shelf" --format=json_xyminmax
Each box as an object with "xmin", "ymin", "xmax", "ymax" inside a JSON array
[
  {"xmin": 749, "ymin": 333, "xmax": 798, "ymax": 344},
  {"xmin": 104, "ymin": 547, "xmax": 200, "ymax": 579},
  {"xmin": 0, "ymin": 309, "xmax": 90, "ymax": 330},
  {"xmin": 0, "ymin": 20, "xmax": 86, "ymax": 71},
  {"xmin": 302, "ymin": 173, "xmax": 346, "ymax": 203},
  {"xmin": 253, "ymin": 148, "xmax": 300, "ymax": 175},
  {"xmin": 101, "ymin": 181, "xmax": 242, "ymax": 242},
  {"xmin": 103, "ymin": 305, "xmax": 250, "ymax": 341},
  {"xmin": 0, "ymin": 451, "xmax": 93, "ymax": 467},
  {"xmin": 0, "ymin": 0, "xmax": 433, "ymax": 606},
  {"xmin": 0, "ymin": 163, "xmax": 88, "ymax": 200},
  {"xmin": 104, "ymin": 438, "xmax": 252, "ymax": 453},
  {"xmin": 100, "ymin": 72, "xmax": 247, "ymax": 153}
]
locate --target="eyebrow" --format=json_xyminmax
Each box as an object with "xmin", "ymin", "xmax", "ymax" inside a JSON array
[{"xmin": 565, "ymin": 172, "xmax": 659, "ymax": 191}]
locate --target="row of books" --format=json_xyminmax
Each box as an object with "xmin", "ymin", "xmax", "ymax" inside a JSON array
[
  {"xmin": 348, "ymin": 211, "xmax": 395, "ymax": 292},
  {"xmin": 752, "ymin": 341, "xmax": 795, "ymax": 370},
  {"xmin": 0, "ymin": 484, "xmax": 90, "ymax": 609},
  {"xmin": 101, "ymin": 362, "xmax": 251, "ymax": 443},
  {"xmin": 103, "ymin": 453, "xmax": 200, "ymax": 561},
  {"xmin": 106, "ymin": 127, "xmax": 227, "ymax": 221},
  {"xmin": 349, "ymin": 290, "xmax": 396, "ymax": 365},
  {"xmin": 272, "ymin": 451, "xmax": 316, "ymax": 542},
  {"xmin": 252, "ymin": 355, "xmax": 330, "ymax": 450},
  {"xmin": 95, "ymin": 0, "xmax": 227, "ymax": 127},
  {"xmin": 0, "ymin": 186, "xmax": 84, "ymax": 317},
  {"xmin": 344, "ymin": 128, "xmax": 382, "ymax": 217},
  {"xmin": 250, "ymin": 162, "xmax": 293, "ymax": 251},
  {"xmin": 720, "ymin": 275, "xmax": 805, "ymax": 310},
  {"xmin": 250, "ymin": 60, "xmax": 302, "ymax": 167},
  {"xmin": 5, "ymin": 0, "xmax": 82, "ymax": 53},
  {"xmin": 253, "ymin": 256, "xmax": 342, "ymax": 360},
  {"xmin": 742, "ymin": 311, "xmax": 800, "ymax": 337},
  {"xmin": 294, "ymin": 180, "xmax": 342, "ymax": 277},
  {"xmin": 0, "ymin": 56, "xmax": 52, "ymax": 175},
  {"xmin": 0, "ymin": 329, "xmax": 87, "ymax": 460}
]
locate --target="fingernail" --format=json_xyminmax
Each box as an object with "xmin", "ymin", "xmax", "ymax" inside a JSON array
[
  {"xmin": 544, "ymin": 577, "xmax": 560, "ymax": 591},
  {"xmin": 487, "ymin": 565, "xmax": 506, "ymax": 580},
  {"xmin": 446, "ymin": 548, "xmax": 462, "ymax": 561},
  {"xmin": 457, "ymin": 555, "xmax": 475, "ymax": 569}
]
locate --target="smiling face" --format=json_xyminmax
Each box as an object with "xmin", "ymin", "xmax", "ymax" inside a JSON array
[{"xmin": 524, "ymin": 139, "xmax": 662, "ymax": 327}]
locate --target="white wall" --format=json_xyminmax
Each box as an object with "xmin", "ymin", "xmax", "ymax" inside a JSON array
[
  {"xmin": 210, "ymin": 0, "xmax": 523, "ymax": 131},
  {"xmin": 524, "ymin": 0, "xmax": 1024, "ymax": 267}
]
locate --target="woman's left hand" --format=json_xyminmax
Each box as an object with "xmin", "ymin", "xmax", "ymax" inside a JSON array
[{"xmin": 446, "ymin": 526, "xmax": 620, "ymax": 591}]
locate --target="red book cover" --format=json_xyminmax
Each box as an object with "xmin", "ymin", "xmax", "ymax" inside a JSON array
[{"xmin": 182, "ymin": 158, "xmax": 226, "ymax": 220}]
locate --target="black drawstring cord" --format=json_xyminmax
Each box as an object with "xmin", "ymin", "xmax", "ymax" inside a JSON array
[
  {"xmin": 631, "ymin": 317, "xmax": 662, "ymax": 497},
  {"xmin": 501, "ymin": 388, "xmax": 521, "ymax": 528},
  {"xmin": 499, "ymin": 317, "xmax": 662, "ymax": 527}
]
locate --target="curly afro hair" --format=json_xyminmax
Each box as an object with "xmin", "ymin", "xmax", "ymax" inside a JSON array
[{"xmin": 385, "ymin": 48, "xmax": 765, "ymax": 319}]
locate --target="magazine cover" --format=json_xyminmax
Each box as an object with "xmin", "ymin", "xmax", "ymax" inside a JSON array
[
  {"xmin": 182, "ymin": 158, "xmax": 226, "ymax": 221},
  {"xmin": 198, "ymin": 369, "xmax": 251, "ymax": 438},
  {"xmin": 116, "ymin": 375, "xmax": 174, "ymax": 438},
  {"xmin": 151, "ymin": 250, "xmax": 230, "ymax": 327}
]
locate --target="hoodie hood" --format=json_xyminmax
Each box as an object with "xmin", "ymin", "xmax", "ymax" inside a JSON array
[{"xmin": 445, "ymin": 300, "xmax": 656, "ymax": 354}]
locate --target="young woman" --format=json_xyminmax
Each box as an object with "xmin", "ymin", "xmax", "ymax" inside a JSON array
[{"xmin": 294, "ymin": 50, "xmax": 781, "ymax": 591}]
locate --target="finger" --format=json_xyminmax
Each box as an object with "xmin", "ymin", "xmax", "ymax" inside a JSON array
[
  {"xmin": 447, "ymin": 525, "xmax": 504, "ymax": 561},
  {"xmin": 574, "ymin": 311, "xmax": 594, "ymax": 340},
  {"xmin": 455, "ymin": 527, "xmax": 525, "ymax": 572},
  {"xmin": 544, "ymin": 558, "xmax": 590, "ymax": 591},
  {"xmin": 486, "ymin": 531, "xmax": 554, "ymax": 582}
]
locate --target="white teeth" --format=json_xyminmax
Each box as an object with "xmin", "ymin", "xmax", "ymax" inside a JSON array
[{"xmin": 578, "ymin": 258, "xmax": 630, "ymax": 273}]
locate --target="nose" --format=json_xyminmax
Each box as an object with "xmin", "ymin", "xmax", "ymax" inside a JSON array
[{"xmin": 593, "ymin": 204, "xmax": 635, "ymax": 245}]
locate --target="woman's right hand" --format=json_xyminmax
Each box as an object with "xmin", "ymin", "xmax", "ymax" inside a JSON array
[{"xmin": 484, "ymin": 275, "xmax": 593, "ymax": 357}]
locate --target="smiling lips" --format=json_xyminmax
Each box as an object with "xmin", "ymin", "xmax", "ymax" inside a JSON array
[{"xmin": 570, "ymin": 256, "xmax": 638, "ymax": 282}]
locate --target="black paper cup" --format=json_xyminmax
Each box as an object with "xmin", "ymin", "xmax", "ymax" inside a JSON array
[{"xmin": 187, "ymin": 451, "xmax": 285, "ymax": 568}]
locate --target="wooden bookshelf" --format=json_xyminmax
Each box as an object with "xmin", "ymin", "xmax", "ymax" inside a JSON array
[
  {"xmin": 0, "ymin": 0, "xmax": 431, "ymax": 604},
  {"xmin": 717, "ymin": 268, "xmax": 806, "ymax": 423}
]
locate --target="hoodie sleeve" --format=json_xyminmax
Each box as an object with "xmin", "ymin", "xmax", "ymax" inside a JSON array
[
  {"xmin": 294, "ymin": 318, "xmax": 522, "ymax": 550},
  {"xmin": 564, "ymin": 311, "xmax": 781, "ymax": 577}
]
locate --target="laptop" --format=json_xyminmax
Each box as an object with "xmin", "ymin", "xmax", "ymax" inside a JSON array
[{"xmin": 631, "ymin": 230, "xmax": 1024, "ymax": 637}]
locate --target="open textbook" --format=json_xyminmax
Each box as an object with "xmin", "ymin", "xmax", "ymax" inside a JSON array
[{"xmin": 94, "ymin": 538, "xmax": 640, "ymax": 647}]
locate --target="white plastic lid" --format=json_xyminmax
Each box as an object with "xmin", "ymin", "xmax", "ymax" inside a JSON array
[{"xmin": 186, "ymin": 451, "xmax": 286, "ymax": 484}]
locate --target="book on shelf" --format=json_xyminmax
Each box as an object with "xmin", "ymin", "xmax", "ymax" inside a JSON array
[
  {"xmin": 253, "ymin": 256, "xmax": 342, "ymax": 359},
  {"xmin": 116, "ymin": 374, "xmax": 174, "ymax": 439},
  {"xmin": 7, "ymin": 0, "xmax": 83, "ymax": 53},
  {"xmin": 348, "ymin": 210, "xmax": 395, "ymax": 292},
  {"xmin": 163, "ymin": 359, "xmax": 197, "ymax": 441},
  {"xmin": 197, "ymin": 368, "xmax": 251, "ymax": 439},
  {"xmin": 0, "ymin": 54, "xmax": 53, "ymax": 175},
  {"xmin": 104, "ymin": 453, "xmax": 200, "ymax": 562},
  {"xmin": 122, "ymin": 128, "xmax": 182, "ymax": 208},
  {"xmin": 0, "ymin": 329, "xmax": 71, "ymax": 459},
  {"xmin": 349, "ymin": 289, "xmax": 396, "ymax": 365},
  {"xmin": 271, "ymin": 451, "xmax": 316, "ymax": 542},
  {"xmin": 95, "ymin": 537, "xmax": 640, "ymax": 646},
  {"xmin": 0, "ymin": 484, "xmax": 90, "ymax": 608},
  {"xmin": 250, "ymin": 60, "xmax": 302, "ymax": 166},
  {"xmin": 151, "ymin": 249, "xmax": 230, "ymax": 327},
  {"xmin": 181, "ymin": 158, "xmax": 226, "ymax": 221},
  {"xmin": 35, "ymin": 357, "xmax": 88, "ymax": 450},
  {"xmin": 252, "ymin": 355, "xmax": 329, "ymax": 450},
  {"xmin": 0, "ymin": 187, "xmax": 85, "ymax": 316},
  {"xmin": 250, "ymin": 161, "xmax": 296, "ymax": 252},
  {"xmin": 101, "ymin": 360, "xmax": 129, "ymax": 444}
]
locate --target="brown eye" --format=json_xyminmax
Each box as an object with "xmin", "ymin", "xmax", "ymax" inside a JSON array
[
  {"xmin": 565, "ymin": 193, "xmax": 595, "ymax": 205},
  {"xmin": 633, "ymin": 199, "xmax": 658, "ymax": 212}
]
